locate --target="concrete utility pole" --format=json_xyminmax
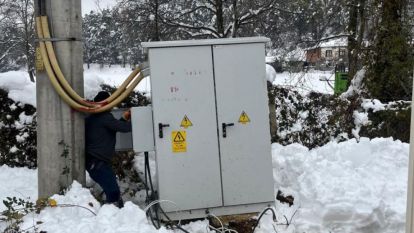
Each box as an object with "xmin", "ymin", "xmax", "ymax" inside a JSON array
[
  {"xmin": 406, "ymin": 63, "xmax": 414, "ymax": 232},
  {"xmin": 35, "ymin": 0, "xmax": 85, "ymax": 198}
]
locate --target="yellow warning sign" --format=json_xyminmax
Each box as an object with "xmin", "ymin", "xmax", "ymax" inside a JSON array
[
  {"xmin": 238, "ymin": 111, "xmax": 251, "ymax": 124},
  {"xmin": 180, "ymin": 115, "xmax": 193, "ymax": 128},
  {"xmin": 35, "ymin": 47, "xmax": 44, "ymax": 72},
  {"xmin": 172, "ymin": 131, "xmax": 187, "ymax": 153}
]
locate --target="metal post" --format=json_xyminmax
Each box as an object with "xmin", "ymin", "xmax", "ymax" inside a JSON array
[
  {"xmin": 35, "ymin": 0, "xmax": 85, "ymax": 197},
  {"xmin": 406, "ymin": 63, "xmax": 414, "ymax": 233}
]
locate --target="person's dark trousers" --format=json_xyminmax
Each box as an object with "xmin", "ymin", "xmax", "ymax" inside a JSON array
[{"xmin": 86, "ymin": 155, "xmax": 124, "ymax": 208}]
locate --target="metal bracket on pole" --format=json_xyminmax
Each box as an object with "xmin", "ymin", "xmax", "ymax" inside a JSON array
[{"xmin": 36, "ymin": 38, "xmax": 83, "ymax": 42}]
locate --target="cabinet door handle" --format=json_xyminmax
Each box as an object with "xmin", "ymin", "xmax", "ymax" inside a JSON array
[
  {"xmin": 158, "ymin": 123, "xmax": 170, "ymax": 138},
  {"xmin": 222, "ymin": 123, "xmax": 235, "ymax": 138}
]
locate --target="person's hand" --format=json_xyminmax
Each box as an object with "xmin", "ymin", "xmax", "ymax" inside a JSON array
[{"xmin": 122, "ymin": 109, "xmax": 131, "ymax": 121}]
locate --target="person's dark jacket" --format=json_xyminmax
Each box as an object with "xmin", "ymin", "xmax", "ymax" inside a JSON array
[{"xmin": 85, "ymin": 112, "xmax": 131, "ymax": 163}]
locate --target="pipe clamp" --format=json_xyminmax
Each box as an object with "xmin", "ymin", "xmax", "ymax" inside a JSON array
[{"xmin": 36, "ymin": 38, "xmax": 83, "ymax": 42}]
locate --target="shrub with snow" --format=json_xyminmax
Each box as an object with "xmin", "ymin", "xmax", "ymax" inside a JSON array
[
  {"xmin": 273, "ymin": 86, "xmax": 358, "ymax": 148},
  {"xmin": 273, "ymin": 84, "xmax": 411, "ymax": 148},
  {"xmin": 0, "ymin": 88, "xmax": 37, "ymax": 168}
]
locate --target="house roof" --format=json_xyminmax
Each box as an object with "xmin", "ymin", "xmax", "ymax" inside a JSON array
[
  {"xmin": 319, "ymin": 37, "xmax": 348, "ymax": 48},
  {"xmin": 306, "ymin": 36, "xmax": 348, "ymax": 50},
  {"xmin": 266, "ymin": 47, "xmax": 306, "ymax": 63}
]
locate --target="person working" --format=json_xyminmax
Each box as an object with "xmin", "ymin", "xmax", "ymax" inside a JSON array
[{"xmin": 85, "ymin": 91, "xmax": 131, "ymax": 208}]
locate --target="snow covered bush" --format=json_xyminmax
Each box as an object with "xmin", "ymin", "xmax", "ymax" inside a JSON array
[
  {"xmin": 273, "ymin": 85, "xmax": 358, "ymax": 148},
  {"xmin": 0, "ymin": 88, "xmax": 37, "ymax": 168},
  {"xmin": 0, "ymin": 81, "xmax": 150, "ymax": 170},
  {"xmin": 358, "ymin": 100, "xmax": 411, "ymax": 142},
  {"xmin": 100, "ymin": 84, "xmax": 150, "ymax": 107},
  {"xmin": 272, "ymin": 84, "xmax": 411, "ymax": 148}
]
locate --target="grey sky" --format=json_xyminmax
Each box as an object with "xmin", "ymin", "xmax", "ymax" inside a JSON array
[{"xmin": 82, "ymin": 0, "xmax": 116, "ymax": 15}]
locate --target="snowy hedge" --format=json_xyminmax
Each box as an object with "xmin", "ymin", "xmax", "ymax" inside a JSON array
[
  {"xmin": 0, "ymin": 88, "xmax": 37, "ymax": 168},
  {"xmin": 272, "ymin": 85, "xmax": 411, "ymax": 148},
  {"xmin": 0, "ymin": 82, "xmax": 410, "ymax": 168},
  {"xmin": 0, "ymin": 84, "xmax": 149, "ymax": 169}
]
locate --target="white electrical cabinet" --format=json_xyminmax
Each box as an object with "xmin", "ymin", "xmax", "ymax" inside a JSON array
[{"xmin": 141, "ymin": 37, "xmax": 274, "ymax": 219}]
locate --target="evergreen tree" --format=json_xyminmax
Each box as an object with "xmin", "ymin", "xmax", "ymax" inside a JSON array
[
  {"xmin": 365, "ymin": 0, "xmax": 414, "ymax": 101},
  {"xmin": 83, "ymin": 9, "xmax": 123, "ymax": 67}
]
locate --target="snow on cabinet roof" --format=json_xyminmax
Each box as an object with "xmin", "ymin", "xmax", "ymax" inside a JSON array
[{"xmin": 142, "ymin": 37, "xmax": 270, "ymax": 48}]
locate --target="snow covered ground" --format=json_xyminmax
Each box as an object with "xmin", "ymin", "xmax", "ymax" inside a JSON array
[
  {"xmin": 0, "ymin": 137, "xmax": 408, "ymax": 233},
  {"xmin": 272, "ymin": 137, "xmax": 408, "ymax": 233},
  {"xmin": 272, "ymin": 70, "xmax": 335, "ymax": 95}
]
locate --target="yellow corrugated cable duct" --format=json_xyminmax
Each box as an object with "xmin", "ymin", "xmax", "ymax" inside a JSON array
[
  {"xmin": 40, "ymin": 16, "xmax": 141, "ymax": 107},
  {"xmin": 84, "ymin": 72, "xmax": 145, "ymax": 113},
  {"xmin": 36, "ymin": 16, "xmax": 146, "ymax": 113},
  {"xmin": 36, "ymin": 16, "xmax": 92, "ymax": 111}
]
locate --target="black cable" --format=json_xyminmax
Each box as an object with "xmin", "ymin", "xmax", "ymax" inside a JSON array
[
  {"xmin": 144, "ymin": 152, "xmax": 160, "ymax": 229},
  {"xmin": 159, "ymin": 206, "xmax": 190, "ymax": 233},
  {"xmin": 37, "ymin": 0, "xmax": 46, "ymax": 16},
  {"xmin": 144, "ymin": 153, "xmax": 149, "ymax": 202},
  {"xmin": 145, "ymin": 153, "xmax": 156, "ymax": 199},
  {"xmin": 143, "ymin": 152, "xmax": 189, "ymax": 233},
  {"xmin": 144, "ymin": 152, "xmax": 161, "ymax": 227},
  {"xmin": 251, "ymin": 207, "xmax": 277, "ymax": 233}
]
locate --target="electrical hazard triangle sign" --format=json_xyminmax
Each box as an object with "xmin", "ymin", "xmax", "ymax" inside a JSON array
[
  {"xmin": 180, "ymin": 115, "xmax": 193, "ymax": 128},
  {"xmin": 172, "ymin": 131, "xmax": 186, "ymax": 153},
  {"xmin": 238, "ymin": 111, "xmax": 251, "ymax": 124},
  {"xmin": 173, "ymin": 131, "xmax": 185, "ymax": 142}
]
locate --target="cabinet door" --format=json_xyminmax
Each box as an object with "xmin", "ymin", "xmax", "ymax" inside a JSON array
[
  {"xmin": 213, "ymin": 43, "xmax": 274, "ymax": 206},
  {"xmin": 149, "ymin": 46, "xmax": 223, "ymax": 212}
]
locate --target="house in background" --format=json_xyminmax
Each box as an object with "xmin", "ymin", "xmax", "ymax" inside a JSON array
[
  {"xmin": 266, "ymin": 47, "xmax": 306, "ymax": 72},
  {"xmin": 305, "ymin": 36, "xmax": 348, "ymax": 70}
]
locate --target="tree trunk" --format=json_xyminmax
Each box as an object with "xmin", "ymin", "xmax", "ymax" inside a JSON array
[
  {"xmin": 348, "ymin": 0, "xmax": 359, "ymax": 81},
  {"xmin": 267, "ymin": 81, "xmax": 277, "ymax": 142},
  {"xmin": 152, "ymin": 0, "xmax": 160, "ymax": 41},
  {"xmin": 215, "ymin": 0, "xmax": 225, "ymax": 37},
  {"xmin": 231, "ymin": 0, "xmax": 239, "ymax": 38}
]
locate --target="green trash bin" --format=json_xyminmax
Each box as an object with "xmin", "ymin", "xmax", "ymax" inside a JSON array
[{"xmin": 334, "ymin": 72, "xmax": 348, "ymax": 95}]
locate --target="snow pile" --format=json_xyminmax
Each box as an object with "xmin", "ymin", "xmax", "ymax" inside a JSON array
[
  {"xmin": 273, "ymin": 137, "xmax": 408, "ymax": 233},
  {"xmin": 19, "ymin": 182, "xmax": 170, "ymax": 233},
  {"xmin": 17, "ymin": 182, "xmax": 211, "ymax": 233},
  {"xmin": 266, "ymin": 64, "xmax": 277, "ymax": 83},
  {"xmin": 0, "ymin": 71, "xmax": 36, "ymax": 106},
  {"xmin": 0, "ymin": 165, "xmax": 37, "ymax": 212},
  {"xmin": 341, "ymin": 68, "xmax": 366, "ymax": 98},
  {"xmin": 352, "ymin": 111, "xmax": 370, "ymax": 139}
]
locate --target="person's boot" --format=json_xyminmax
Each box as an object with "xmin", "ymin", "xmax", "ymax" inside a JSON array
[{"xmin": 112, "ymin": 198, "xmax": 124, "ymax": 208}]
